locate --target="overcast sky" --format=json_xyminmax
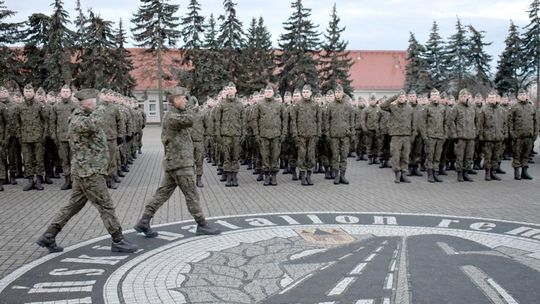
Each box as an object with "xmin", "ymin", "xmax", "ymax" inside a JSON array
[{"xmin": 4, "ymin": 0, "xmax": 535, "ymax": 63}]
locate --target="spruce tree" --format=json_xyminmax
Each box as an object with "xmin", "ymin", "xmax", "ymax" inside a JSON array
[
  {"xmin": 446, "ymin": 18, "xmax": 470, "ymax": 92},
  {"xmin": 181, "ymin": 0, "xmax": 204, "ymax": 49},
  {"xmin": 319, "ymin": 3, "xmax": 353, "ymax": 95},
  {"xmin": 196, "ymin": 13, "xmax": 228, "ymax": 96},
  {"xmin": 217, "ymin": 0, "xmax": 245, "ymax": 89},
  {"xmin": 424, "ymin": 21, "xmax": 449, "ymax": 91},
  {"xmin": 0, "ymin": 0, "xmax": 23, "ymax": 87},
  {"xmin": 131, "ymin": 0, "xmax": 181, "ymax": 117},
  {"xmin": 277, "ymin": 0, "xmax": 320, "ymax": 94},
  {"xmin": 241, "ymin": 17, "xmax": 275, "ymax": 93},
  {"xmin": 110, "ymin": 19, "xmax": 135, "ymax": 95},
  {"xmin": 77, "ymin": 11, "xmax": 115, "ymax": 90},
  {"xmin": 72, "ymin": 0, "xmax": 87, "ymax": 87},
  {"xmin": 22, "ymin": 13, "xmax": 50, "ymax": 87},
  {"xmin": 43, "ymin": 0, "xmax": 73, "ymax": 91},
  {"xmin": 495, "ymin": 21, "xmax": 524, "ymax": 95},
  {"xmin": 404, "ymin": 32, "xmax": 430, "ymax": 93},
  {"xmin": 467, "ymin": 25, "xmax": 493, "ymax": 91},
  {"xmin": 521, "ymin": 0, "xmax": 540, "ymax": 104}
]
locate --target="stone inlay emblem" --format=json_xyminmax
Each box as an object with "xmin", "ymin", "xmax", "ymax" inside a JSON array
[{"xmin": 2, "ymin": 212, "xmax": 540, "ymax": 304}]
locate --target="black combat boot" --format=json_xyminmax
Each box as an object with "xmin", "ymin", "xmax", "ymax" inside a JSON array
[
  {"xmin": 247, "ymin": 161, "xmax": 253, "ymax": 170},
  {"xmin": 263, "ymin": 172, "xmax": 271, "ymax": 186},
  {"xmin": 412, "ymin": 165, "xmax": 423, "ymax": 177},
  {"xmin": 61, "ymin": 175, "xmax": 72, "ymax": 190},
  {"xmin": 484, "ymin": 169, "xmax": 492, "ymax": 181},
  {"xmin": 324, "ymin": 167, "xmax": 332, "ymax": 180},
  {"xmin": 138, "ymin": 148, "xmax": 143, "ymax": 154},
  {"xmin": 225, "ymin": 172, "xmax": 233, "ymax": 187},
  {"xmin": 0, "ymin": 181, "xmax": 3, "ymax": 191},
  {"xmin": 330, "ymin": 167, "xmax": 336, "ymax": 179},
  {"xmin": 112, "ymin": 175, "xmax": 121, "ymax": 183},
  {"xmin": 420, "ymin": 163, "xmax": 426, "ymax": 172},
  {"xmin": 306, "ymin": 171, "xmax": 314, "ymax": 185},
  {"xmin": 196, "ymin": 175, "xmax": 204, "ymax": 188},
  {"xmin": 132, "ymin": 152, "xmax": 137, "ymax": 160},
  {"xmin": 433, "ymin": 169, "xmax": 442, "ymax": 183},
  {"xmin": 360, "ymin": 153, "xmax": 368, "ymax": 161},
  {"xmin": 36, "ymin": 226, "xmax": 63, "ymax": 253},
  {"xmin": 291, "ymin": 167, "xmax": 299, "ymax": 181},
  {"xmin": 490, "ymin": 169, "xmax": 501, "ymax": 181},
  {"xmin": 252, "ymin": 168, "xmax": 259, "ymax": 175},
  {"xmin": 300, "ymin": 171, "xmax": 307, "ymax": 185},
  {"xmin": 333, "ymin": 169, "xmax": 340, "ymax": 185},
  {"xmin": 521, "ymin": 166, "xmax": 533, "ymax": 180},
  {"xmin": 406, "ymin": 165, "xmax": 414, "ymax": 176},
  {"xmin": 339, "ymin": 169, "xmax": 349, "ymax": 184},
  {"xmin": 438, "ymin": 165, "xmax": 448, "ymax": 176},
  {"xmin": 134, "ymin": 213, "xmax": 159, "ymax": 238},
  {"xmin": 217, "ymin": 168, "xmax": 223, "ymax": 175},
  {"xmin": 122, "ymin": 165, "xmax": 130, "ymax": 173},
  {"xmin": 44, "ymin": 173, "xmax": 53, "ymax": 185},
  {"xmin": 356, "ymin": 155, "xmax": 362, "ymax": 161},
  {"xmin": 118, "ymin": 170, "xmax": 126, "ymax": 178},
  {"xmin": 463, "ymin": 171, "xmax": 474, "ymax": 182},
  {"xmin": 400, "ymin": 171, "xmax": 411, "ymax": 183},
  {"xmin": 373, "ymin": 157, "xmax": 381, "ymax": 165},
  {"xmin": 280, "ymin": 160, "xmax": 285, "ymax": 170},
  {"xmin": 394, "ymin": 171, "xmax": 401, "ymax": 183},
  {"xmin": 495, "ymin": 163, "xmax": 506, "ymax": 174},
  {"xmin": 106, "ymin": 176, "xmax": 112, "ymax": 189},
  {"xmin": 283, "ymin": 163, "xmax": 291, "ymax": 174},
  {"xmin": 127, "ymin": 159, "xmax": 134, "ymax": 165},
  {"xmin": 36, "ymin": 174, "xmax": 45, "ymax": 188},
  {"xmin": 368, "ymin": 156, "xmax": 374, "ymax": 165},
  {"xmin": 449, "ymin": 162, "xmax": 456, "ymax": 171},
  {"xmin": 427, "ymin": 169, "xmax": 435, "ymax": 183},
  {"xmin": 196, "ymin": 220, "xmax": 222, "ymax": 235},
  {"xmin": 23, "ymin": 177, "xmax": 35, "ymax": 191},
  {"xmin": 53, "ymin": 167, "xmax": 61, "ymax": 179},
  {"xmin": 457, "ymin": 171, "xmax": 464, "ymax": 182},
  {"xmin": 468, "ymin": 169, "xmax": 478, "ymax": 175},
  {"xmin": 109, "ymin": 176, "xmax": 118, "ymax": 190},
  {"xmin": 232, "ymin": 172, "xmax": 239, "ymax": 187},
  {"xmin": 257, "ymin": 171, "xmax": 264, "ymax": 182},
  {"xmin": 379, "ymin": 160, "xmax": 387, "ymax": 169},
  {"xmin": 9, "ymin": 172, "xmax": 17, "ymax": 185},
  {"xmin": 111, "ymin": 232, "xmax": 138, "ymax": 253},
  {"xmin": 473, "ymin": 161, "xmax": 481, "ymax": 171},
  {"xmin": 220, "ymin": 171, "xmax": 227, "ymax": 182},
  {"xmin": 270, "ymin": 172, "xmax": 277, "ymax": 186},
  {"xmin": 514, "ymin": 167, "xmax": 522, "ymax": 180}
]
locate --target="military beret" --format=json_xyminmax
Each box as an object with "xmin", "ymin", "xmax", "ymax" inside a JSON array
[
  {"xmin": 408, "ymin": 90, "xmax": 417, "ymax": 95},
  {"xmin": 369, "ymin": 95, "xmax": 376, "ymax": 100},
  {"xmin": 488, "ymin": 90, "xmax": 498, "ymax": 96},
  {"xmin": 518, "ymin": 88, "xmax": 527, "ymax": 94},
  {"xmin": 293, "ymin": 89, "xmax": 301, "ymax": 95},
  {"xmin": 399, "ymin": 90, "xmax": 406, "ymax": 96},
  {"xmin": 302, "ymin": 84, "xmax": 312, "ymax": 91},
  {"xmin": 284, "ymin": 91, "xmax": 292, "ymax": 97},
  {"xmin": 265, "ymin": 84, "xmax": 274, "ymax": 91},
  {"xmin": 459, "ymin": 88, "xmax": 470, "ymax": 96},
  {"xmin": 36, "ymin": 87, "xmax": 46, "ymax": 95},
  {"xmin": 475, "ymin": 93, "xmax": 483, "ymax": 98},
  {"xmin": 335, "ymin": 84, "xmax": 343, "ymax": 92},
  {"xmin": 314, "ymin": 93, "xmax": 322, "ymax": 98},
  {"xmin": 0, "ymin": 86, "xmax": 7, "ymax": 91},
  {"xmin": 47, "ymin": 91, "xmax": 56, "ymax": 97},
  {"xmin": 431, "ymin": 88, "xmax": 440, "ymax": 94},
  {"xmin": 440, "ymin": 92, "xmax": 447, "ymax": 98},
  {"xmin": 74, "ymin": 89, "xmax": 99, "ymax": 101},
  {"xmin": 168, "ymin": 86, "xmax": 188, "ymax": 97},
  {"xmin": 13, "ymin": 91, "xmax": 22, "ymax": 98},
  {"xmin": 326, "ymin": 90, "xmax": 334, "ymax": 95},
  {"xmin": 227, "ymin": 82, "xmax": 236, "ymax": 88},
  {"xmin": 24, "ymin": 84, "xmax": 33, "ymax": 90},
  {"xmin": 61, "ymin": 84, "xmax": 71, "ymax": 90}
]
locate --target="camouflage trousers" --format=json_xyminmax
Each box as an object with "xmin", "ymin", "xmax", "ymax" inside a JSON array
[
  {"xmin": 22, "ymin": 142, "xmax": 44, "ymax": 177},
  {"xmin": 57, "ymin": 141, "xmax": 71, "ymax": 176},
  {"xmin": 43, "ymin": 137, "xmax": 58, "ymax": 178},
  {"xmin": 260, "ymin": 137, "xmax": 281, "ymax": 172},
  {"xmin": 213, "ymin": 136, "xmax": 223, "ymax": 168},
  {"xmin": 390, "ymin": 136, "xmax": 411, "ymax": 172},
  {"xmin": 144, "ymin": 168, "xmax": 205, "ymax": 223},
  {"xmin": 50, "ymin": 174, "xmax": 122, "ymax": 235},
  {"xmin": 424, "ymin": 138, "xmax": 444, "ymax": 170},
  {"xmin": 205, "ymin": 135, "xmax": 214, "ymax": 161},
  {"xmin": 379, "ymin": 134, "xmax": 391, "ymax": 161},
  {"xmin": 252, "ymin": 137, "xmax": 262, "ymax": 171},
  {"xmin": 317, "ymin": 135, "xmax": 332, "ymax": 167},
  {"xmin": 331, "ymin": 137, "xmax": 349, "ymax": 170},
  {"xmin": 512, "ymin": 137, "xmax": 534, "ymax": 168},
  {"xmin": 483, "ymin": 141, "xmax": 503, "ymax": 169},
  {"xmin": 0, "ymin": 143, "xmax": 5, "ymax": 179},
  {"xmin": 280, "ymin": 135, "xmax": 297, "ymax": 168},
  {"xmin": 7, "ymin": 137, "xmax": 22, "ymax": 174},
  {"xmin": 409, "ymin": 135, "xmax": 424, "ymax": 164},
  {"xmin": 296, "ymin": 136, "xmax": 317, "ymax": 171},
  {"xmin": 107, "ymin": 140, "xmax": 118, "ymax": 176},
  {"xmin": 355, "ymin": 129, "xmax": 366, "ymax": 155},
  {"xmin": 222, "ymin": 136, "xmax": 241, "ymax": 172},
  {"xmin": 474, "ymin": 138, "xmax": 483, "ymax": 164},
  {"xmin": 193, "ymin": 140, "xmax": 204, "ymax": 176},
  {"xmin": 454, "ymin": 139, "xmax": 475, "ymax": 171},
  {"xmin": 137, "ymin": 130, "xmax": 143, "ymax": 151},
  {"xmin": 364, "ymin": 130, "xmax": 379, "ymax": 156}
]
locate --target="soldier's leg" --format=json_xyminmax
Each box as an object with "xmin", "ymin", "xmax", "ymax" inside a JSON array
[
  {"xmin": 331, "ymin": 137, "xmax": 340, "ymax": 169},
  {"xmin": 340, "ymin": 137, "xmax": 350, "ymax": 170},
  {"xmin": 144, "ymin": 171, "xmax": 178, "ymax": 216},
  {"xmin": 231, "ymin": 136, "xmax": 241, "ymax": 173},
  {"xmin": 512, "ymin": 138, "xmax": 523, "ymax": 168},
  {"xmin": 365, "ymin": 131, "xmax": 374, "ymax": 157},
  {"xmin": 21, "ymin": 143, "xmax": 34, "ymax": 177},
  {"xmin": 0, "ymin": 145, "xmax": 6, "ymax": 184},
  {"xmin": 297, "ymin": 137, "xmax": 307, "ymax": 172},
  {"xmin": 389, "ymin": 136, "xmax": 402, "ymax": 172},
  {"xmin": 483, "ymin": 142, "xmax": 494, "ymax": 170},
  {"xmin": 271, "ymin": 137, "xmax": 282, "ymax": 173},
  {"xmin": 194, "ymin": 141, "xmax": 204, "ymax": 176},
  {"xmin": 107, "ymin": 140, "xmax": 118, "ymax": 176},
  {"xmin": 176, "ymin": 175, "xmax": 205, "ymax": 224},
  {"xmin": 260, "ymin": 138, "xmax": 271, "ymax": 173},
  {"xmin": 464, "ymin": 139, "xmax": 475, "ymax": 171},
  {"xmin": 425, "ymin": 138, "xmax": 436, "ymax": 170},
  {"xmin": 400, "ymin": 137, "xmax": 411, "ymax": 172},
  {"xmin": 221, "ymin": 136, "xmax": 232, "ymax": 173},
  {"xmin": 50, "ymin": 176, "xmax": 88, "ymax": 230},
  {"xmin": 493, "ymin": 141, "xmax": 504, "ymax": 170},
  {"xmin": 522, "ymin": 138, "xmax": 533, "ymax": 168},
  {"xmin": 7, "ymin": 137, "xmax": 18, "ymax": 175},
  {"xmin": 307, "ymin": 136, "xmax": 317, "ymax": 171},
  {"xmin": 433, "ymin": 139, "xmax": 444, "ymax": 170},
  {"xmin": 454, "ymin": 139, "xmax": 465, "ymax": 172},
  {"xmin": 85, "ymin": 174, "xmax": 122, "ymax": 236}
]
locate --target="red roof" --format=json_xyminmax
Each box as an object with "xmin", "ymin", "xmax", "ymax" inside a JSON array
[{"xmin": 128, "ymin": 48, "xmax": 407, "ymax": 91}]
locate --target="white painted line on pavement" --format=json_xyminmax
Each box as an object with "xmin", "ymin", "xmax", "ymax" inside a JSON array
[
  {"xmin": 339, "ymin": 253, "xmax": 353, "ymax": 260},
  {"xmin": 350, "ymin": 263, "xmax": 367, "ymax": 275},
  {"xmin": 487, "ymin": 278, "xmax": 519, "ymax": 304},
  {"xmin": 383, "ymin": 297, "xmax": 391, "ymax": 304},
  {"xmin": 375, "ymin": 246, "xmax": 384, "ymax": 252},
  {"xmin": 354, "ymin": 246, "xmax": 365, "ymax": 252},
  {"xmin": 278, "ymin": 273, "xmax": 313, "ymax": 295},
  {"xmin": 382, "ymin": 240, "xmax": 388, "ymax": 245},
  {"xmin": 320, "ymin": 261, "xmax": 336, "ymax": 271},
  {"xmin": 328, "ymin": 277, "xmax": 356, "ymax": 296},
  {"xmin": 390, "ymin": 259, "xmax": 397, "ymax": 272},
  {"xmin": 355, "ymin": 300, "xmax": 374, "ymax": 304},
  {"xmin": 384, "ymin": 273, "xmax": 394, "ymax": 290},
  {"xmin": 365, "ymin": 253, "xmax": 377, "ymax": 261}
]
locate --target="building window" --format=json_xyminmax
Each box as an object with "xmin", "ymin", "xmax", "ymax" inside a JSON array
[{"xmin": 148, "ymin": 100, "xmax": 157, "ymax": 116}]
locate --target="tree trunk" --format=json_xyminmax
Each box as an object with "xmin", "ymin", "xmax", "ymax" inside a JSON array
[{"xmin": 157, "ymin": 46, "xmax": 165, "ymax": 122}]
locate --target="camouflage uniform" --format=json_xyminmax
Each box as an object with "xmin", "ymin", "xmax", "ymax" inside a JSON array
[
  {"xmin": 4, "ymin": 97, "xmax": 22, "ymax": 182},
  {"xmin": 409, "ymin": 102, "xmax": 424, "ymax": 175},
  {"xmin": 327, "ymin": 95, "xmax": 355, "ymax": 182},
  {"xmin": 136, "ymin": 107, "xmax": 146, "ymax": 153},
  {"xmin": 354, "ymin": 103, "xmax": 367, "ymax": 160},
  {"xmin": 211, "ymin": 105, "xmax": 223, "ymax": 171},
  {"xmin": 190, "ymin": 105, "xmax": 205, "ymax": 179},
  {"xmin": 98, "ymin": 97, "xmax": 125, "ymax": 188},
  {"xmin": 508, "ymin": 99, "xmax": 537, "ymax": 177},
  {"xmin": 473, "ymin": 102, "xmax": 484, "ymax": 170},
  {"xmin": 318, "ymin": 102, "xmax": 332, "ymax": 178},
  {"xmin": 378, "ymin": 109, "xmax": 391, "ymax": 168},
  {"xmin": 448, "ymin": 101, "xmax": 477, "ymax": 180},
  {"xmin": 144, "ymin": 101, "xmax": 205, "ymax": 222},
  {"xmin": 215, "ymin": 96, "xmax": 244, "ymax": 186},
  {"xmin": 290, "ymin": 96, "xmax": 321, "ymax": 185},
  {"xmin": 360, "ymin": 103, "xmax": 380, "ymax": 163},
  {"xmin": 253, "ymin": 96, "xmax": 287, "ymax": 185},
  {"xmin": 203, "ymin": 106, "xmax": 214, "ymax": 163},
  {"xmin": 51, "ymin": 97, "xmax": 79, "ymax": 178},
  {"xmin": 379, "ymin": 96, "xmax": 415, "ymax": 182},
  {"xmin": 421, "ymin": 101, "xmax": 446, "ymax": 182},
  {"xmin": 478, "ymin": 102, "xmax": 507, "ymax": 178},
  {"xmin": 0, "ymin": 100, "xmax": 6, "ymax": 187},
  {"xmin": 17, "ymin": 94, "xmax": 46, "ymax": 183}
]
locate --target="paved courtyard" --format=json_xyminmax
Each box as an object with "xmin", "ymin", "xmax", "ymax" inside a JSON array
[{"xmin": 1, "ymin": 125, "xmax": 540, "ymax": 298}]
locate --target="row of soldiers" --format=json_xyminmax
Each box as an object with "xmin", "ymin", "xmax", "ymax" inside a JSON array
[
  {"xmin": 0, "ymin": 84, "xmax": 147, "ymax": 192},
  {"xmin": 188, "ymin": 83, "xmax": 538, "ymax": 185}
]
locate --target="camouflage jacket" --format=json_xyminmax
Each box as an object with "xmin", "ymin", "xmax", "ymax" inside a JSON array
[
  {"xmin": 42, "ymin": 103, "xmax": 53, "ymax": 138},
  {"xmin": 478, "ymin": 104, "xmax": 507, "ymax": 142},
  {"xmin": 508, "ymin": 101, "xmax": 537, "ymax": 139},
  {"xmin": 98, "ymin": 101, "xmax": 125, "ymax": 141},
  {"xmin": 354, "ymin": 105, "xmax": 364, "ymax": 130},
  {"xmin": 411, "ymin": 103, "xmax": 423, "ymax": 136},
  {"xmin": 379, "ymin": 99, "xmax": 415, "ymax": 137},
  {"xmin": 215, "ymin": 98, "xmax": 244, "ymax": 137},
  {"xmin": 161, "ymin": 106, "xmax": 194, "ymax": 171},
  {"xmin": 203, "ymin": 108, "xmax": 214, "ymax": 136},
  {"xmin": 243, "ymin": 105, "xmax": 254, "ymax": 136},
  {"xmin": 4, "ymin": 101, "xmax": 19, "ymax": 138},
  {"xmin": 0, "ymin": 101, "xmax": 6, "ymax": 142},
  {"xmin": 189, "ymin": 108, "xmax": 205, "ymax": 142},
  {"xmin": 290, "ymin": 99, "xmax": 321, "ymax": 138},
  {"xmin": 421, "ymin": 102, "xmax": 446, "ymax": 140},
  {"xmin": 68, "ymin": 108, "xmax": 109, "ymax": 178},
  {"xmin": 360, "ymin": 105, "xmax": 380, "ymax": 132},
  {"xmin": 52, "ymin": 98, "xmax": 79, "ymax": 142},
  {"xmin": 17, "ymin": 98, "xmax": 45, "ymax": 143},
  {"xmin": 327, "ymin": 100, "xmax": 355, "ymax": 138},
  {"xmin": 378, "ymin": 110, "xmax": 389, "ymax": 135},
  {"xmin": 448, "ymin": 102, "xmax": 476, "ymax": 140},
  {"xmin": 253, "ymin": 98, "xmax": 287, "ymax": 139}
]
